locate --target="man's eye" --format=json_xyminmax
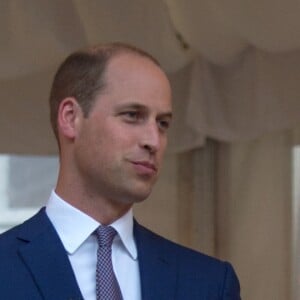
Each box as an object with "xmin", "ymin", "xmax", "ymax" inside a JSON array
[
  {"xmin": 121, "ymin": 111, "xmax": 141, "ymax": 121},
  {"xmin": 158, "ymin": 120, "xmax": 170, "ymax": 131},
  {"xmin": 125, "ymin": 111, "xmax": 138, "ymax": 118}
]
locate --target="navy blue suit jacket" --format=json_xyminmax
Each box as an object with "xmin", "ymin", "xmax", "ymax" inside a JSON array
[{"xmin": 0, "ymin": 209, "xmax": 240, "ymax": 299}]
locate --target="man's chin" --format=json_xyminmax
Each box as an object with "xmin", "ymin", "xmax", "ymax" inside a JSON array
[{"xmin": 122, "ymin": 187, "xmax": 153, "ymax": 204}]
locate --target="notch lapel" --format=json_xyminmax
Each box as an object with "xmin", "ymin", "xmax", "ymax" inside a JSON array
[
  {"xmin": 17, "ymin": 209, "xmax": 83, "ymax": 300},
  {"xmin": 134, "ymin": 222, "xmax": 177, "ymax": 300}
]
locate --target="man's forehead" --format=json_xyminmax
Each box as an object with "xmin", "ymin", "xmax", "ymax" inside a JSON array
[{"xmin": 99, "ymin": 52, "xmax": 172, "ymax": 112}]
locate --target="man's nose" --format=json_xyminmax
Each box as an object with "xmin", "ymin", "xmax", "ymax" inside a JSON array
[{"xmin": 140, "ymin": 122, "xmax": 161, "ymax": 153}]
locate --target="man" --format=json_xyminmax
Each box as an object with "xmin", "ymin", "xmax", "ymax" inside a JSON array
[{"xmin": 0, "ymin": 43, "xmax": 240, "ymax": 299}]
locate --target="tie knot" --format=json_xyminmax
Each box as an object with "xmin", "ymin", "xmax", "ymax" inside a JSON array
[{"xmin": 95, "ymin": 226, "xmax": 117, "ymax": 247}]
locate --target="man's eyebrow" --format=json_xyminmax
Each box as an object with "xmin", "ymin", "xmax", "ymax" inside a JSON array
[
  {"xmin": 115, "ymin": 103, "xmax": 147, "ymax": 111},
  {"xmin": 115, "ymin": 103, "xmax": 173, "ymax": 118},
  {"xmin": 158, "ymin": 112, "xmax": 173, "ymax": 119}
]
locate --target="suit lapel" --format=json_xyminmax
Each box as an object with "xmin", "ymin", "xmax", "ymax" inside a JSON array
[
  {"xmin": 134, "ymin": 222, "xmax": 177, "ymax": 300},
  {"xmin": 17, "ymin": 209, "xmax": 83, "ymax": 300}
]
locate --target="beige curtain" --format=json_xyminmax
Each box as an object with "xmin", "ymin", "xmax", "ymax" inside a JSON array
[
  {"xmin": 2, "ymin": 3, "xmax": 300, "ymax": 156},
  {"xmin": 216, "ymin": 130, "xmax": 292, "ymax": 300},
  {"xmin": 136, "ymin": 128, "xmax": 295, "ymax": 300}
]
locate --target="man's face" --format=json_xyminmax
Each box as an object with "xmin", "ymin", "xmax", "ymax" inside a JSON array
[{"xmin": 73, "ymin": 53, "xmax": 172, "ymax": 206}]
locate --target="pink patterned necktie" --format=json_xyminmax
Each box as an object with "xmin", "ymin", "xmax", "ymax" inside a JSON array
[{"xmin": 95, "ymin": 226, "xmax": 123, "ymax": 300}]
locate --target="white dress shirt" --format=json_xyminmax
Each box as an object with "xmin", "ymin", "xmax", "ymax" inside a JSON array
[{"xmin": 45, "ymin": 191, "xmax": 141, "ymax": 300}]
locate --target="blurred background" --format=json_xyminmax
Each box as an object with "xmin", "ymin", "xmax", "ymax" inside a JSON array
[{"xmin": 1, "ymin": 1, "xmax": 300, "ymax": 299}]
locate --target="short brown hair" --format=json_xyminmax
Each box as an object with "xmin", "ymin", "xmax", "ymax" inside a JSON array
[{"xmin": 49, "ymin": 42, "xmax": 160, "ymax": 140}]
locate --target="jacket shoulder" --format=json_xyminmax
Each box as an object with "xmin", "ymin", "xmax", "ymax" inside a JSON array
[
  {"xmin": 134, "ymin": 222, "xmax": 241, "ymax": 299},
  {"xmin": 0, "ymin": 208, "xmax": 50, "ymax": 253}
]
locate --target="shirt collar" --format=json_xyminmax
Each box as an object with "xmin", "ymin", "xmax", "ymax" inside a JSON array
[{"xmin": 45, "ymin": 190, "xmax": 137, "ymax": 260}]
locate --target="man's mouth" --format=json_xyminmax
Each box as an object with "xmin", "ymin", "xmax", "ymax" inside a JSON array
[{"xmin": 131, "ymin": 160, "xmax": 158, "ymax": 175}]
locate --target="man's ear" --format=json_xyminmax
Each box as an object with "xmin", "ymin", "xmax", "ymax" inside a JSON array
[{"xmin": 57, "ymin": 97, "xmax": 82, "ymax": 140}]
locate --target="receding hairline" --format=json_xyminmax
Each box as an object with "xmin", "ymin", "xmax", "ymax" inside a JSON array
[
  {"xmin": 101, "ymin": 50, "xmax": 168, "ymax": 83},
  {"xmin": 81, "ymin": 42, "xmax": 161, "ymax": 67},
  {"xmin": 82, "ymin": 44, "xmax": 168, "ymax": 99}
]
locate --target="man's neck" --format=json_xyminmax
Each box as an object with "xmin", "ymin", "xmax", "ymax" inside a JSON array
[{"xmin": 54, "ymin": 185, "xmax": 132, "ymax": 225}]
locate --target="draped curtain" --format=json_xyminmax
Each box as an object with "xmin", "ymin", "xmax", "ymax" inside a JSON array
[
  {"xmin": 1, "ymin": 0, "xmax": 300, "ymax": 154},
  {"xmin": 136, "ymin": 129, "xmax": 295, "ymax": 300}
]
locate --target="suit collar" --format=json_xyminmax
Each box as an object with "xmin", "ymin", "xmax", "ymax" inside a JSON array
[
  {"xmin": 134, "ymin": 221, "xmax": 177, "ymax": 300},
  {"xmin": 16, "ymin": 210, "xmax": 178, "ymax": 300},
  {"xmin": 46, "ymin": 191, "xmax": 137, "ymax": 259},
  {"xmin": 17, "ymin": 208, "xmax": 83, "ymax": 300}
]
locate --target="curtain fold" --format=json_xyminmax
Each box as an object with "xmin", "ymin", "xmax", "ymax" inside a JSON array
[
  {"xmin": 168, "ymin": 49, "xmax": 300, "ymax": 152},
  {"xmin": 1, "ymin": 2, "xmax": 300, "ymax": 154},
  {"xmin": 216, "ymin": 130, "xmax": 292, "ymax": 300},
  {"xmin": 137, "ymin": 129, "xmax": 294, "ymax": 299}
]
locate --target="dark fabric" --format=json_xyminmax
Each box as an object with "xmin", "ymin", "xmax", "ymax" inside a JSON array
[
  {"xmin": 134, "ymin": 221, "xmax": 241, "ymax": 300},
  {"xmin": 0, "ymin": 208, "xmax": 241, "ymax": 299}
]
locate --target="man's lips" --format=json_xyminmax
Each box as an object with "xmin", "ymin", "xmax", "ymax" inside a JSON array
[{"xmin": 131, "ymin": 161, "xmax": 158, "ymax": 173}]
